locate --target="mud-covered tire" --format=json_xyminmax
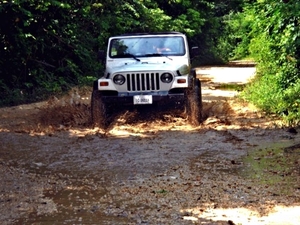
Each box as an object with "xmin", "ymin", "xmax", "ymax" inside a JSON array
[
  {"xmin": 185, "ymin": 78, "xmax": 203, "ymax": 126},
  {"xmin": 91, "ymin": 90, "xmax": 108, "ymax": 129}
]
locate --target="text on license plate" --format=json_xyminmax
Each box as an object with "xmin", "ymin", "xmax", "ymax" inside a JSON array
[{"xmin": 133, "ymin": 95, "xmax": 153, "ymax": 105}]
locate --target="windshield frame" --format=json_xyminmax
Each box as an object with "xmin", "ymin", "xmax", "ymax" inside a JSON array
[{"xmin": 108, "ymin": 36, "xmax": 186, "ymax": 58}]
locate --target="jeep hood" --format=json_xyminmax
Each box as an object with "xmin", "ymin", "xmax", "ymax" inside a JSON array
[{"xmin": 107, "ymin": 59, "xmax": 189, "ymax": 75}]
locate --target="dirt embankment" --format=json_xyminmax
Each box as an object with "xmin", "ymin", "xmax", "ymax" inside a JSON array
[{"xmin": 0, "ymin": 65, "xmax": 299, "ymax": 225}]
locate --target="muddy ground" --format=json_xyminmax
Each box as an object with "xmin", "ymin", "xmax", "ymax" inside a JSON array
[{"xmin": 0, "ymin": 64, "xmax": 299, "ymax": 225}]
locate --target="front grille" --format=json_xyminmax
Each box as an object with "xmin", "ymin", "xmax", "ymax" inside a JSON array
[{"xmin": 126, "ymin": 73, "xmax": 160, "ymax": 91}]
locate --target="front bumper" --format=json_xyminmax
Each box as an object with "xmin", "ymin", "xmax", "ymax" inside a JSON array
[{"xmin": 101, "ymin": 93, "xmax": 185, "ymax": 105}]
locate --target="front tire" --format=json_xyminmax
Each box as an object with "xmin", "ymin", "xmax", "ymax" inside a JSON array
[
  {"xmin": 185, "ymin": 78, "xmax": 203, "ymax": 126},
  {"xmin": 91, "ymin": 90, "xmax": 108, "ymax": 129}
]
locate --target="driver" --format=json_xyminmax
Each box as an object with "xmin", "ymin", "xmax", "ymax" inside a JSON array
[{"xmin": 153, "ymin": 45, "xmax": 171, "ymax": 53}]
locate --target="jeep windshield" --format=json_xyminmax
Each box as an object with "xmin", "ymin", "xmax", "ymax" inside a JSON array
[{"xmin": 109, "ymin": 36, "xmax": 185, "ymax": 58}]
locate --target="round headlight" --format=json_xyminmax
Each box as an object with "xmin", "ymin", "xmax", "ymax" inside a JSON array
[
  {"xmin": 113, "ymin": 74, "xmax": 125, "ymax": 85},
  {"xmin": 160, "ymin": 73, "xmax": 173, "ymax": 83}
]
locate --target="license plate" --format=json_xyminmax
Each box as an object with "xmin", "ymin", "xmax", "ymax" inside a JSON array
[{"xmin": 133, "ymin": 95, "xmax": 153, "ymax": 105}]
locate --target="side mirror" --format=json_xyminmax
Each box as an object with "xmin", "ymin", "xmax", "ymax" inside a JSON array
[
  {"xmin": 190, "ymin": 46, "xmax": 200, "ymax": 59},
  {"xmin": 98, "ymin": 50, "xmax": 105, "ymax": 61}
]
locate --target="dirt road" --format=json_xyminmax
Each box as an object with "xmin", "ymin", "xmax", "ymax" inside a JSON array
[{"xmin": 0, "ymin": 64, "xmax": 299, "ymax": 225}]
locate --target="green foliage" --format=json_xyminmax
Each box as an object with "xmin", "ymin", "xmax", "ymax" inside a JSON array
[
  {"xmin": 241, "ymin": 0, "xmax": 300, "ymax": 125},
  {"xmin": 280, "ymin": 81, "xmax": 300, "ymax": 125},
  {"xmin": 223, "ymin": 11, "xmax": 253, "ymax": 59},
  {"xmin": 0, "ymin": 0, "xmax": 103, "ymax": 105}
]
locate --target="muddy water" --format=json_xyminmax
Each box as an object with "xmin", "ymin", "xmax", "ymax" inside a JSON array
[
  {"xmin": 4, "ymin": 128, "xmax": 298, "ymax": 224},
  {"xmin": 0, "ymin": 125, "xmax": 246, "ymax": 224},
  {"xmin": 19, "ymin": 188, "xmax": 132, "ymax": 225}
]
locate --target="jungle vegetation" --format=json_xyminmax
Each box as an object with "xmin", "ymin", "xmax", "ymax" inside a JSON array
[{"xmin": 0, "ymin": 0, "xmax": 299, "ymax": 124}]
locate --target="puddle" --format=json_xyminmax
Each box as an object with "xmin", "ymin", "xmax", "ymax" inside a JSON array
[
  {"xmin": 241, "ymin": 142, "xmax": 300, "ymax": 195},
  {"xmin": 15, "ymin": 184, "xmax": 134, "ymax": 225}
]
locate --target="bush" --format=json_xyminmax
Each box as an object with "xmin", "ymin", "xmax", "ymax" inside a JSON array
[{"xmin": 241, "ymin": 0, "xmax": 300, "ymax": 125}]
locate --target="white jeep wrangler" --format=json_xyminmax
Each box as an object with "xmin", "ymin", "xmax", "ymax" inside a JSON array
[{"xmin": 92, "ymin": 32, "xmax": 202, "ymax": 128}]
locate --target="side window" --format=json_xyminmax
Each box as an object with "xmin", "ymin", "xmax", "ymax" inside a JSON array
[{"xmin": 176, "ymin": 40, "xmax": 184, "ymax": 54}]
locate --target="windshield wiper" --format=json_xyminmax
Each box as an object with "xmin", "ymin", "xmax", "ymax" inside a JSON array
[{"xmin": 112, "ymin": 53, "xmax": 140, "ymax": 61}]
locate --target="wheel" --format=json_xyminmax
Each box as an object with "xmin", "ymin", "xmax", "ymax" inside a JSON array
[
  {"xmin": 91, "ymin": 90, "xmax": 108, "ymax": 128},
  {"xmin": 185, "ymin": 78, "xmax": 203, "ymax": 126}
]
